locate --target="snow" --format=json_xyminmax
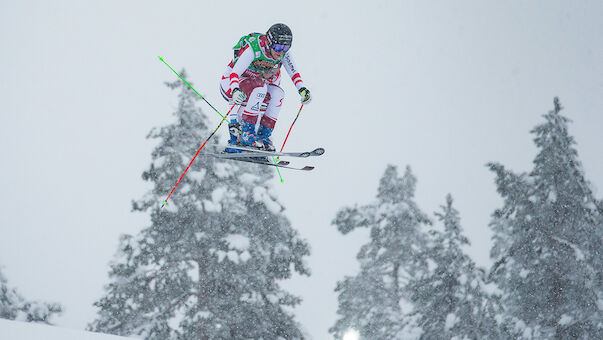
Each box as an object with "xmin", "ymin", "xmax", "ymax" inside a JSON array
[
  {"xmin": 253, "ymin": 187, "xmax": 282, "ymax": 214},
  {"xmin": 552, "ymin": 236, "xmax": 585, "ymax": 261},
  {"xmin": 445, "ymin": 313, "xmax": 457, "ymax": 331},
  {"xmin": 483, "ymin": 282, "xmax": 503, "ymax": 296},
  {"xmin": 216, "ymin": 250, "xmax": 227, "ymax": 262},
  {"xmin": 519, "ymin": 268, "xmax": 530, "ymax": 278},
  {"xmin": 196, "ymin": 311, "xmax": 211, "ymax": 319},
  {"xmin": 426, "ymin": 259, "xmax": 437, "ymax": 273},
  {"xmin": 547, "ymin": 190, "xmax": 557, "ymax": 202},
  {"xmin": 342, "ymin": 328, "xmax": 360, "ymax": 340},
  {"xmin": 559, "ymin": 314, "xmax": 573, "ymax": 326},
  {"xmin": 216, "ymin": 234, "xmax": 251, "ymax": 264},
  {"xmin": 222, "ymin": 250, "xmax": 248, "ymax": 263},
  {"xmin": 240, "ymin": 173, "xmax": 260, "ymax": 185},
  {"xmin": 226, "ymin": 234, "xmax": 250, "ymax": 250},
  {"xmin": 202, "ymin": 187, "xmax": 227, "ymax": 212},
  {"xmin": 201, "ymin": 199, "xmax": 220, "ymax": 212},
  {"xmin": 238, "ymin": 250, "xmax": 251, "ymax": 262},
  {"xmin": 586, "ymin": 200, "xmax": 598, "ymax": 211},
  {"xmin": 522, "ymin": 327, "xmax": 533, "ymax": 338},
  {"xmin": 187, "ymin": 168, "xmax": 207, "ymax": 182},
  {"xmin": 0, "ymin": 319, "xmax": 136, "ymax": 340},
  {"xmin": 213, "ymin": 162, "xmax": 231, "ymax": 178},
  {"xmin": 188, "ymin": 261, "xmax": 199, "ymax": 282},
  {"xmin": 514, "ymin": 319, "xmax": 527, "ymax": 333}
]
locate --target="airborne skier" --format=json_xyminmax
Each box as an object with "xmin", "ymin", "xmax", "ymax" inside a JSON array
[{"xmin": 219, "ymin": 23, "xmax": 312, "ymax": 153}]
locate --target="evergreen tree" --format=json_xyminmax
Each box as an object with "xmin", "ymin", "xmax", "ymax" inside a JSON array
[
  {"xmin": 407, "ymin": 194, "xmax": 503, "ymax": 340},
  {"xmin": 0, "ymin": 266, "xmax": 62, "ymax": 324},
  {"xmin": 488, "ymin": 98, "xmax": 603, "ymax": 339},
  {"xmin": 89, "ymin": 72, "xmax": 310, "ymax": 339},
  {"xmin": 330, "ymin": 165, "xmax": 432, "ymax": 339}
]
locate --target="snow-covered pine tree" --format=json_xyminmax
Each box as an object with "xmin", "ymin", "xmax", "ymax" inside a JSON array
[
  {"xmin": 488, "ymin": 98, "xmax": 603, "ymax": 339},
  {"xmin": 407, "ymin": 194, "xmax": 504, "ymax": 340},
  {"xmin": 88, "ymin": 72, "xmax": 310, "ymax": 340},
  {"xmin": 330, "ymin": 165, "xmax": 432, "ymax": 339},
  {"xmin": 0, "ymin": 266, "xmax": 62, "ymax": 324}
]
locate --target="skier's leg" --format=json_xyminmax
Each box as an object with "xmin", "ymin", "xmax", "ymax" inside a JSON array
[
  {"xmin": 257, "ymin": 84, "xmax": 285, "ymax": 151},
  {"xmin": 219, "ymin": 78, "xmax": 244, "ymax": 152},
  {"xmin": 238, "ymin": 78, "xmax": 268, "ymax": 147}
]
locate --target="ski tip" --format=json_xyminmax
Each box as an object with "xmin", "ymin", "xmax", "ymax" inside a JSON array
[
  {"xmin": 161, "ymin": 201, "xmax": 168, "ymax": 208},
  {"xmin": 312, "ymin": 148, "xmax": 325, "ymax": 156}
]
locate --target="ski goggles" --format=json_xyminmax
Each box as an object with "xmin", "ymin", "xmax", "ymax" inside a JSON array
[{"xmin": 271, "ymin": 43, "xmax": 290, "ymax": 53}]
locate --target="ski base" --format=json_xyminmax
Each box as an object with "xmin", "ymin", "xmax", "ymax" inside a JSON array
[
  {"xmin": 209, "ymin": 145, "xmax": 325, "ymax": 158},
  {"xmin": 217, "ymin": 155, "xmax": 314, "ymax": 171}
]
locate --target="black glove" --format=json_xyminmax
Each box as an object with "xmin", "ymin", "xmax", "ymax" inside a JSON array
[{"xmin": 298, "ymin": 87, "xmax": 311, "ymax": 104}]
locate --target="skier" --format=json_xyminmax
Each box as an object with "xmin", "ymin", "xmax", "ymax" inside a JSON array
[{"xmin": 220, "ymin": 23, "xmax": 311, "ymax": 152}]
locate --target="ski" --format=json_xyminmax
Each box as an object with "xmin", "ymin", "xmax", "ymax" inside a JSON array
[
  {"xmin": 218, "ymin": 155, "xmax": 314, "ymax": 171},
  {"xmin": 208, "ymin": 145, "xmax": 325, "ymax": 158}
]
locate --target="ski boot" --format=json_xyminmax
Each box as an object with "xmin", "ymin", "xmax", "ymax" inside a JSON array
[
  {"xmin": 224, "ymin": 121, "xmax": 243, "ymax": 153},
  {"xmin": 240, "ymin": 121, "xmax": 262, "ymax": 148},
  {"xmin": 257, "ymin": 125, "xmax": 276, "ymax": 152},
  {"xmin": 240, "ymin": 121, "xmax": 268, "ymax": 162}
]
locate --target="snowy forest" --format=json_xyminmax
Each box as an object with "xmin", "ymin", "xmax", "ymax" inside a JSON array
[
  {"xmin": 2, "ymin": 75, "xmax": 602, "ymax": 339},
  {"xmin": 328, "ymin": 101, "xmax": 602, "ymax": 339}
]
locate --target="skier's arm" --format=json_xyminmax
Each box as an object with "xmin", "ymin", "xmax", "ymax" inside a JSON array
[
  {"xmin": 283, "ymin": 52, "xmax": 311, "ymax": 104},
  {"xmin": 282, "ymin": 52, "xmax": 306, "ymax": 91},
  {"xmin": 229, "ymin": 46, "xmax": 254, "ymax": 91}
]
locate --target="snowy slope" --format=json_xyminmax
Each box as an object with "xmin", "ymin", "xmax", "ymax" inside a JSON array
[{"xmin": 0, "ymin": 319, "xmax": 135, "ymax": 340}]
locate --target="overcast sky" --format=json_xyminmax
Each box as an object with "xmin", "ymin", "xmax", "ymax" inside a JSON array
[{"xmin": 1, "ymin": 1, "xmax": 602, "ymax": 339}]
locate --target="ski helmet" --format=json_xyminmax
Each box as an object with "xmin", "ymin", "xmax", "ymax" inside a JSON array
[{"xmin": 266, "ymin": 23, "xmax": 293, "ymax": 49}]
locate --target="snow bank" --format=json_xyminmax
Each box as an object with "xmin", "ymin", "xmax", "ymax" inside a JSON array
[{"xmin": 0, "ymin": 319, "xmax": 135, "ymax": 340}]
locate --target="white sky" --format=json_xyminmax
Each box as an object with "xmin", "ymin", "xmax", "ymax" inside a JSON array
[{"xmin": 1, "ymin": 1, "xmax": 602, "ymax": 339}]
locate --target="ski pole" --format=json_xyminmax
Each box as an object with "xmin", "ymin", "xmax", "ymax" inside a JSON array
[
  {"xmin": 280, "ymin": 104, "xmax": 304, "ymax": 153},
  {"xmin": 158, "ymin": 56, "xmax": 226, "ymax": 119},
  {"xmin": 271, "ymin": 104, "xmax": 304, "ymax": 183},
  {"xmin": 162, "ymin": 104, "xmax": 237, "ymax": 207}
]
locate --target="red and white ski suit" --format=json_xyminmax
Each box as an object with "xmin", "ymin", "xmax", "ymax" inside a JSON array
[{"xmin": 219, "ymin": 35, "xmax": 306, "ymax": 129}]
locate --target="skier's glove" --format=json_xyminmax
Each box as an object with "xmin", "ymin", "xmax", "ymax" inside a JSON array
[
  {"xmin": 299, "ymin": 87, "xmax": 311, "ymax": 104},
  {"xmin": 231, "ymin": 88, "xmax": 247, "ymax": 105}
]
